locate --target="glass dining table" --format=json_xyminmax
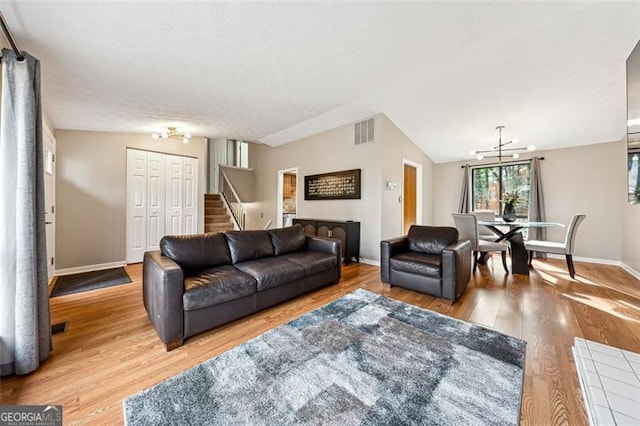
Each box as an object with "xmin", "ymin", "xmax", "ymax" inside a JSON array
[{"xmin": 477, "ymin": 220, "xmax": 564, "ymax": 275}]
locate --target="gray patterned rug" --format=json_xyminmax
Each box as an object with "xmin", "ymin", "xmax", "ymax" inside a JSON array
[{"xmin": 124, "ymin": 289, "xmax": 526, "ymax": 425}]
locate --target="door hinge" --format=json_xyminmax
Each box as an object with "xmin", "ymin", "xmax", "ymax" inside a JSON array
[
  {"xmin": 50, "ymin": 257, "xmax": 54, "ymax": 266},
  {"xmin": 52, "ymin": 206, "xmax": 55, "ymax": 214},
  {"xmin": 52, "ymin": 154, "xmax": 55, "ymax": 162}
]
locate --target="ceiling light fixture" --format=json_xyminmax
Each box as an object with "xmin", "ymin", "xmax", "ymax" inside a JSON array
[
  {"xmin": 151, "ymin": 127, "xmax": 191, "ymax": 144},
  {"xmin": 469, "ymin": 126, "xmax": 534, "ymax": 164}
]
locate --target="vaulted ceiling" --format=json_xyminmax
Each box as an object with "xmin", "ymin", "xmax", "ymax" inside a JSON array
[{"xmin": 1, "ymin": 1, "xmax": 639, "ymax": 163}]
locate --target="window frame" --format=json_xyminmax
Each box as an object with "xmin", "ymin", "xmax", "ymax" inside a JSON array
[{"xmin": 471, "ymin": 161, "xmax": 532, "ymax": 219}]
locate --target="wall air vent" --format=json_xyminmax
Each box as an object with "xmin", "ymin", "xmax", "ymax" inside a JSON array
[{"xmin": 354, "ymin": 118, "xmax": 375, "ymax": 145}]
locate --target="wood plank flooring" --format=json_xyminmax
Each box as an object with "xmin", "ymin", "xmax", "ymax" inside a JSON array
[{"xmin": 1, "ymin": 257, "xmax": 639, "ymax": 425}]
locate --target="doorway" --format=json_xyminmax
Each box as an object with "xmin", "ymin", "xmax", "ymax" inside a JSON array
[
  {"xmin": 277, "ymin": 168, "xmax": 298, "ymax": 228},
  {"xmin": 402, "ymin": 160, "xmax": 423, "ymax": 235},
  {"xmin": 43, "ymin": 125, "xmax": 56, "ymax": 281}
]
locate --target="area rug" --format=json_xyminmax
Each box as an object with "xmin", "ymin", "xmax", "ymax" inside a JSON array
[
  {"xmin": 124, "ymin": 289, "xmax": 526, "ymax": 425},
  {"xmin": 51, "ymin": 267, "xmax": 131, "ymax": 297}
]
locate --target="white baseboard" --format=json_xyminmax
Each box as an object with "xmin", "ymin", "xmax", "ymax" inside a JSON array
[
  {"xmin": 55, "ymin": 261, "xmax": 127, "ymax": 276},
  {"xmin": 620, "ymin": 263, "xmax": 640, "ymax": 280},
  {"xmin": 546, "ymin": 254, "xmax": 640, "ymax": 280},
  {"xmin": 359, "ymin": 258, "xmax": 380, "ymax": 267}
]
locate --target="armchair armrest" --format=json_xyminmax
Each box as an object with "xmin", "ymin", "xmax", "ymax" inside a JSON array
[
  {"xmin": 380, "ymin": 236, "xmax": 409, "ymax": 283},
  {"xmin": 143, "ymin": 251, "xmax": 185, "ymax": 350},
  {"xmin": 306, "ymin": 236, "xmax": 342, "ymax": 281},
  {"xmin": 441, "ymin": 240, "xmax": 472, "ymax": 303}
]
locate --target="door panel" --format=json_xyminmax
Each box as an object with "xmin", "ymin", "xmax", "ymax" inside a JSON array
[
  {"xmin": 182, "ymin": 157, "xmax": 198, "ymax": 234},
  {"xmin": 403, "ymin": 164, "xmax": 417, "ymax": 235},
  {"xmin": 126, "ymin": 149, "xmax": 148, "ymax": 263},
  {"xmin": 165, "ymin": 155, "xmax": 183, "ymax": 235},
  {"xmin": 146, "ymin": 152, "xmax": 165, "ymax": 252},
  {"xmin": 43, "ymin": 127, "xmax": 56, "ymax": 280}
]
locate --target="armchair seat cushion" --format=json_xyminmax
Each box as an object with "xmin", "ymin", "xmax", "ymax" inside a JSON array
[
  {"xmin": 235, "ymin": 258, "xmax": 305, "ymax": 291},
  {"xmin": 279, "ymin": 251, "xmax": 337, "ymax": 276},
  {"xmin": 389, "ymin": 252, "xmax": 442, "ymax": 279},
  {"xmin": 183, "ymin": 266, "xmax": 256, "ymax": 311}
]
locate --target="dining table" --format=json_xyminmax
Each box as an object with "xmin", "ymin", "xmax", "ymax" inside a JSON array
[{"xmin": 477, "ymin": 220, "xmax": 564, "ymax": 275}]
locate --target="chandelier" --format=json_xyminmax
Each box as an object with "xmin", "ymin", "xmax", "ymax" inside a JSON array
[
  {"xmin": 151, "ymin": 127, "xmax": 191, "ymax": 144},
  {"xmin": 470, "ymin": 126, "xmax": 535, "ymax": 164}
]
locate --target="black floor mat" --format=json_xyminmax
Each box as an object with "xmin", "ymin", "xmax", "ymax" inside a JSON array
[{"xmin": 51, "ymin": 267, "xmax": 132, "ymax": 297}]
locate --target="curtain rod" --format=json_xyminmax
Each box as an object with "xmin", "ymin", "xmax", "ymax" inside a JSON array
[
  {"xmin": 460, "ymin": 157, "xmax": 545, "ymax": 168},
  {"xmin": 0, "ymin": 10, "xmax": 24, "ymax": 62}
]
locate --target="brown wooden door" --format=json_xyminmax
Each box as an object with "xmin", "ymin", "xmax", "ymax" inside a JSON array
[{"xmin": 403, "ymin": 164, "xmax": 417, "ymax": 234}]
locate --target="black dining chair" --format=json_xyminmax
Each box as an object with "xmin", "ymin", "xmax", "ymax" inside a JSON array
[{"xmin": 525, "ymin": 214, "xmax": 586, "ymax": 279}]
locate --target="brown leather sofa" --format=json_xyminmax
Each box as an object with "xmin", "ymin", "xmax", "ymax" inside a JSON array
[
  {"xmin": 380, "ymin": 225, "xmax": 471, "ymax": 304},
  {"xmin": 143, "ymin": 225, "xmax": 341, "ymax": 350}
]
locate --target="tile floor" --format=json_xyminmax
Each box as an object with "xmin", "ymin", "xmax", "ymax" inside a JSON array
[{"xmin": 573, "ymin": 337, "xmax": 640, "ymax": 425}]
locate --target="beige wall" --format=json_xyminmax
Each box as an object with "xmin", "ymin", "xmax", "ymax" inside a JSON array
[
  {"xmin": 434, "ymin": 141, "xmax": 624, "ymax": 261},
  {"xmin": 54, "ymin": 130, "xmax": 207, "ymax": 270},
  {"xmin": 381, "ymin": 115, "xmax": 435, "ymax": 239},
  {"xmin": 219, "ymin": 165, "xmax": 255, "ymax": 202},
  {"xmin": 621, "ymin": 137, "xmax": 640, "ymax": 273},
  {"xmin": 248, "ymin": 116, "xmax": 384, "ymax": 262},
  {"xmin": 248, "ymin": 114, "xmax": 436, "ymax": 262}
]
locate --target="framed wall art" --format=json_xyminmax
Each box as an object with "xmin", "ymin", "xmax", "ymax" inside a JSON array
[{"xmin": 304, "ymin": 169, "xmax": 361, "ymax": 200}]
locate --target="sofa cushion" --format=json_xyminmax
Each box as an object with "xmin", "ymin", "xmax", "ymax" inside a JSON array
[
  {"xmin": 234, "ymin": 258, "xmax": 304, "ymax": 291},
  {"xmin": 279, "ymin": 251, "xmax": 337, "ymax": 276},
  {"xmin": 224, "ymin": 230, "xmax": 274, "ymax": 264},
  {"xmin": 160, "ymin": 233, "xmax": 231, "ymax": 273},
  {"xmin": 407, "ymin": 226, "xmax": 458, "ymax": 255},
  {"xmin": 390, "ymin": 252, "xmax": 441, "ymax": 279},
  {"xmin": 268, "ymin": 225, "xmax": 306, "ymax": 256},
  {"xmin": 183, "ymin": 266, "xmax": 256, "ymax": 311}
]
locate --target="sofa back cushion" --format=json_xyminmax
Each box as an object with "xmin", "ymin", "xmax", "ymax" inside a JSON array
[
  {"xmin": 225, "ymin": 230, "xmax": 275, "ymax": 264},
  {"xmin": 160, "ymin": 233, "xmax": 231, "ymax": 273},
  {"xmin": 407, "ymin": 225, "xmax": 458, "ymax": 255},
  {"xmin": 268, "ymin": 225, "xmax": 306, "ymax": 256}
]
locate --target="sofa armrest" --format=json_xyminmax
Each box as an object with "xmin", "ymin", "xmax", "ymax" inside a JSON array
[
  {"xmin": 380, "ymin": 236, "xmax": 409, "ymax": 283},
  {"xmin": 441, "ymin": 240, "xmax": 472, "ymax": 303},
  {"xmin": 306, "ymin": 236, "xmax": 342, "ymax": 281},
  {"xmin": 143, "ymin": 251, "xmax": 185, "ymax": 350}
]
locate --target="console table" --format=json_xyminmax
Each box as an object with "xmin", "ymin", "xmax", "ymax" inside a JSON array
[{"xmin": 293, "ymin": 219, "xmax": 360, "ymax": 264}]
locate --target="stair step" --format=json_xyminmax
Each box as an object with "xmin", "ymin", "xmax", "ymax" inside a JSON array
[
  {"xmin": 205, "ymin": 200, "xmax": 224, "ymax": 208},
  {"xmin": 205, "ymin": 224, "xmax": 234, "ymax": 233},
  {"xmin": 204, "ymin": 214, "xmax": 230, "ymax": 223},
  {"xmin": 205, "ymin": 207, "xmax": 226, "ymax": 215},
  {"xmin": 205, "ymin": 193, "xmax": 221, "ymax": 200}
]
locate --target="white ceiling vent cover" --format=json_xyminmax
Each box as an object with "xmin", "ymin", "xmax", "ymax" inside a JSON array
[{"xmin": 354, "ymin": 118, "xmax": 375, "ymax": 145}]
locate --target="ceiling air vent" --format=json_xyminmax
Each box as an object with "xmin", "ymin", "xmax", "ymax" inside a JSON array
[{"xmin": 354, "ymin": 118, "xmax": 375, "ymax": 145}]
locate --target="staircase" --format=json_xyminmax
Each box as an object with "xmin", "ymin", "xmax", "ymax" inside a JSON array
[{"xmin": 204, "ymin": 194, "xmax": 235, "ymax": 233}]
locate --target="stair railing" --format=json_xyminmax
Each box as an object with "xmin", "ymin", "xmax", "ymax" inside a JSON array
[{"xmin": 219, "ymin": 170, "xmax": 246, "ymax": 230}]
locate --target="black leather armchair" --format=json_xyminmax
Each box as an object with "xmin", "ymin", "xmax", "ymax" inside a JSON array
[{"xmin": 380, "ymin": 225, "xmax": 472, "ymax": 304}]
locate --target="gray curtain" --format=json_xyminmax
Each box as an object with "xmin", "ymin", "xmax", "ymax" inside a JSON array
[
  {"xmin": 528, "ymin": 157, "xmax": 547, "ymax": 257},
  {"xmin": 458, "ymin": 165, "xmax": 470, "ymax": 213},
  {"xmin": 0, "ymin": 49, "xmax": 51, "ymax": 376}
]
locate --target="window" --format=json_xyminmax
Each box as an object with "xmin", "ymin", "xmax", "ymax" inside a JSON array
[
  {"xmin": 472, "ymin": 163, "xmax": 531, "ymax": 218},
  {"xmin": 235, "ymin": 140, "xmax": 249, "ymax": 169}
]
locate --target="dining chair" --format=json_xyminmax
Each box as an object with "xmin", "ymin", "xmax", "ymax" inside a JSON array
[
  {"xmin": 471, "ymin": 210, "xmax": 496, "ymax": 241},
  {"xmin": 453, "ymin": 213, "xmax": 509, "ymax": 273},
  {"xmin": 525, "ymin": 214, "xmax": 586, "ymax": 279}
]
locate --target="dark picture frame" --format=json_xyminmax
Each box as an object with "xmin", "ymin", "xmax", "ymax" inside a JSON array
[{"xmin": 304, "ymin": 169, "xmax": 362, "ymax": 200}]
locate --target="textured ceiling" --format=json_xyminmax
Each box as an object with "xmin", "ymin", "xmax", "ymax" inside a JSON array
[{"xmin": 1, "ymin": 1, "xmax": 639, "ymax": 163}]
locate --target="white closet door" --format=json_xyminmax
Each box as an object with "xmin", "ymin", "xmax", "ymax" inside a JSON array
[
  {"xmin": 146, "ymin": 152, "xmax": 166, "ymax": 252},
  {"xmin": 126, "ymin": 149, "xmax": 148, "ymax": 263},
  {"xmin": 182, "ymin": 157, "xmax": 198, "ymax": 234},
  {"xmin": 127, "ymin": 149, "xmax": 199, "ymax": 263},
  {"xmin": 165, "ymin": 155, "xmax": 183, "ymax": 235}
]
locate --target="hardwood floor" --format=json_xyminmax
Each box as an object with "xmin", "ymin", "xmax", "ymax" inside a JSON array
[{"xmin": 1, "ymin": 257, "xmax": 639, "ymax": 425}]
